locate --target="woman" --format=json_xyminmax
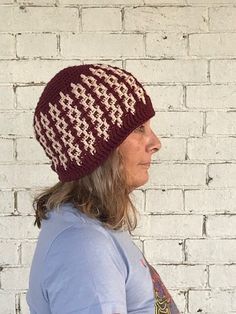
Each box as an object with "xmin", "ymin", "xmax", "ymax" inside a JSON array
[{"xmin": 27, "ymin": 63, "xmax": 180, "ymax": 314}]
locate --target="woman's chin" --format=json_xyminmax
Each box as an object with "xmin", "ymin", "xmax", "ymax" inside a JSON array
[{"xmin": 129, "ymin": 175, "xmax": 149, "ymax": 190}]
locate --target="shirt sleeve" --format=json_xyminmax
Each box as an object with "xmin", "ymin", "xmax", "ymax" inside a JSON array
[{"xmin": 41, "ymin": 225, "xmax": 127, "ymax": 314}]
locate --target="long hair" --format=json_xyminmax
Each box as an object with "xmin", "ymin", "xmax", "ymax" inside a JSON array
[{"xmin": 33, "ymin": 148, "xmax": 139, "ymax": 233}]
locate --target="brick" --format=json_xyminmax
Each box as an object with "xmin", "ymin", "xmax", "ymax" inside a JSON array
[
  {"xmin": 0, "ymin": 33, "xmax": 15, "ymax": 58},
  {"xmin": 210, "ymin": 265, "xmax": 236, "ymax": 288},
  {"xmin": 126, "ymin": 59, "xmax": 208, "ymax": 83},
  {"xmin": 0, "ymin": 171, "xmax": 13, "ymax": 191},
  {"xmin": 186, "ymin": 84, "xmax": 236, "ymax": 109},
  {"xmin": 19, "ymin": 292, "xmax": 30, "ymax": 314},
  {"xmin": 21, "ymin": 164, "xmax": 57, "ymax": 188},
  {"xmin": 144, "ymin": 85, "xmax": 184, "ymax": 111},
  {"xmin": 130, "ymin": 189, "xmax": 145, "ymax": 214},
  {"xmin": 0, "ymin": 164, "xmax": 58, "ymax": 188},
  {"xmin": 0, "ymin": 86, "xmax": 14, "ymax": 109},
  {"xmin": 17, "ymin": 189, "xmax": 40, "ymax": 215},
  {"xmin": 61, "ymin": 33, "xmax": 144, "ymax": 58},
  {"xmin": 21, "ymin": 241, "xmax": 37, "ymax": 265},
  {"xmin": 16, "ymin": 85, "xmax": 44, "ymax": 110},
  {"xmin": 189, "ymin": 289, "xmax": 233, "ymax": 313},
  {"xmin": 17, "ymin": 33, "xmax": 58, "ymax": 58},
  {"xmin": 0, "ymin": 293, "xmax": 15, "ymax": 313},
  {"xmin": 146, "ymin": 189, "xmax": 183, "ymax": 213},
  {"xmin": 0, "ymin": 138, "xmax": 14, "ymax": 161},
  {"xmin": 16, "ymin": 138, "xmax": 48, "ymax": 162},
  {"xmin": 188, "ymin": 0, "xmax": 236, "ymax": 3},
  {"xmin": 232, "ymin": 292, "xmax": 236, "ymax": 313},
  {"xmin": 0, "ymin": 60, "xmax": 80, "ymax": 84},
  {"xmin": 0, "ymin": 111, "xmax": 33, "ymax": 136},
  {"xmin": 148, "ymin": 215, "xmax": 202, "ymax": 238},
  {"xmin": 60, "ymin": 0, "xmax": 143, "ymax": 4},
  {"xmin": 153, "ymin": 264, "xmax": 207, "ymax": 289},
  {"xmin": 185, "ymin": 189, "xmax": 236, "ymax": 213},
  {"xmin": 0, "ymin": 216, "xmax": 39, "ymax": 239},
  {"xmin": 144, "ymin": 239, "xmax": 183, "ymax": 263},
  {"xmin": 186, "ymin": 239, "xmax": 236, "ymax": 263},
  {"xmin": 17, "ymin": 0, "xmax": 56, "ymax": 4},
  {"xmin": 1, "ymin": 267, "xmax": 30, "ymax": 289},
  {"xmin": 145, "ymin": 0, "xmax": 185, "ymax": 3},
  {"xmin": 0, "ymin": 241, "xmax": 19, "ymax": 265},
  {"xmin": 82, "ymin": 8, "xmax": 121, "ymax": 31},
  {"xmin": 206, "ymin": 112, "xmax": 236, "ymax": 135},
  {"xmin": 207, "ymin": 215, "xmax": 236, "ymax": 237},
  {"xmin": 132, "ymin": 214, "xmax": 150, "ymax": 237},
  {"xmin": 211, "ymin": 60, "xmax": 236, "ymax": 83},
  {"xmin": 208, "ymin": 164, "xmax": 236, "ymax": 188},
  {"xmin": 151, "ymin": 138, "xmax": 186, "ymax": 162},
  {"xmin": 147, "ymin": 164, "xmax": 206, "ymax": 187},
  {"xmin": 168, "ymin": 290, "xmax": 185, "ymax": 314},
  {"xmin": 0, "ymin": 7, "xmax": 79, "ymax": 32},
  {"xmin": 188, "ymin": 137, "xmax": 236, "ymax": 160},
  {"xmin": 151, "ymin": 112, "xmax": 203, "ymax": 136},
  {"xmin": 210, "ymin": 7, "xmax": 236, "ymax": 31},
  {"xmin": 124, "ymin": 7, "xmax": 207, "ymax": 32},
  {"xmin": 233, "ymin": 291, "xmax": 236, "ymax": 311},
  {"xmin": 146, "ymin": 32, "xmax": 187, "ymax": 57},
  {"xmin": 0, "ymin": 191, "xmax": 14, "ymax": 214},
  {"xmin": 190, "ymin": 33, "xmax": 236, "ymax": 57}
]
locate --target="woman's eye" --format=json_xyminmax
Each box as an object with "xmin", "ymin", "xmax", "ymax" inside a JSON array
[{"xmin": 136, "ymin": 125, "xmax": 145, "ymax": 133}]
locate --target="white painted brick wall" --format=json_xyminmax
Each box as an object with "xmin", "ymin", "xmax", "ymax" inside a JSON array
[
  {"xmin": 189, "ymin": 289, "xmax": 233, "ymax": 314},
  {"xmin": 0, "ymin": 33, "xmax": 15, "ymax": 58},
  {"xmin": 81, "ymin": 8, "xmax": 122, "ymax": 31},
  {"xmin": 0, "ymin": 1, "xmax": 236, "ymax": 313},
  {"xmin": 0, "ymin": 86, "xmax": 14, "ymax": 109},
  {"xmin": 16, "ymin": 33, "xmax": 58, "ymax": 58},
  {"xmin": 60, "ymin": 33, "xmax": 145, "ymax": 58},
  {"xmin": 186, "ymin": 84, "xmax": 236, "ymax": 109},
  {"xmin": 126, "ymin": 59, "xmax": 208, "ymax": 83}
]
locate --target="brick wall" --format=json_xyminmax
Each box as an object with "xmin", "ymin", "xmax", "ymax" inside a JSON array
[{"xmin": 0, "ymin": 0, "xmax": 236, "ymax": 313}]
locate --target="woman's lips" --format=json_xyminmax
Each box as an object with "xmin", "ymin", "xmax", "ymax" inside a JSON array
[{"xmin": 139, "ymin": 163, "xmax": 151, "ymax": 167}]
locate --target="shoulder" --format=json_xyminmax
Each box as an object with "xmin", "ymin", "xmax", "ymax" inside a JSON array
[
  {"xmin": 45, "ymin": 224, "xmax": 126, "ymax": 271},
  {"xmin": 47, "ymin": 224, "xmax": 113, "ymax": 255},
  {"xmin": 41, "ymin": 226, "xmax": 128, "ymax": 313}
]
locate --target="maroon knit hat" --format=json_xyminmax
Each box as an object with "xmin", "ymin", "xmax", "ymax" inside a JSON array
[{"xmin": 33, "ymin": 63, "xmax": 155, "ymax": 182}]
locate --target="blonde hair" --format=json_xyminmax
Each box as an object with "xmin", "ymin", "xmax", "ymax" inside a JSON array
[{"xmin": 33, "ymin": 148, "xmax": 139, "ymax": 233}]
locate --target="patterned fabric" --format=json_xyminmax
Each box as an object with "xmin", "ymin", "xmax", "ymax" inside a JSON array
[
  {"xmin": 144, "ymin": 257, "xmax": 180, "ymax": 314},
  {"xmin": 33, "ymin": 63, "xmax": 155, "ymax": 182}
]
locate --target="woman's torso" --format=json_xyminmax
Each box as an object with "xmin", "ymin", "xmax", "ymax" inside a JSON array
[{"xmin": 26, "ymin": 202, "xmax": 179, "ymax": 314}]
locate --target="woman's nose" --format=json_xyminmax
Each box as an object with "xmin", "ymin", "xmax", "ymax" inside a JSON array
[{"xmin": 150, "ymin": 132, "xmax": 162, "ymax": 153}]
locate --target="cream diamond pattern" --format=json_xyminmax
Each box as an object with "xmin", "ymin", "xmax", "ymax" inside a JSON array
[
  {"xmin": 58, "ymin": 91, "xmax": 96, "ymax": 158},
  {"xmin": 71, "ymin": 82, "xmax": 110, "ymax": 141},
  {"xmin": 48, "ymin": 100, "xmax": 82, "ymax": 166},
  {"xmin": 34, "ymin": 115, "xmax": 58, "ymax": 167},
  {"xmin": 39, "ymin": 112, "xmax": 67, "ymax": 170},
  {"xmin": 80, "ymin": 74, "xmax": 123, "ymax": 128},
  {"xmin": 94, "ymin": 64, "xmax": 147, "ymax": 105},
  {"xmin": 89, "ymin": 67, "xmax": 136, "ymax": 114},
  {"xmin": 78, "ymin": 117, "xmax": 96, "ymax": 154}
]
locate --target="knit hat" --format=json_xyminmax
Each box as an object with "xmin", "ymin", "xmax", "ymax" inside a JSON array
[{"xmin": 33, "ymin": 63, "xmax": 155, "ymax": 182}]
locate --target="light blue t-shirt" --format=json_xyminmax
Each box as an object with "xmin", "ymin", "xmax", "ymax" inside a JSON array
[{"xmin": 26, "ymin": 202, "xmax": 155, "ymax": 313}]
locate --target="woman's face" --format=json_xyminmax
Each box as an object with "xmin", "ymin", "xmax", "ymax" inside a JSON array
[{"xmin": 118, "ymin": 119, "xmax": 161, "ymax": 190}]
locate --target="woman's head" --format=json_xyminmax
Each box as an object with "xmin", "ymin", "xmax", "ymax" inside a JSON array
[
  {"xmin": 33, "ymin": 63, "xmax": 155, "ymax": 182},
  {"xmin": 33, "ymin": 63, "xmax": 160, "ymax": 231}
]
